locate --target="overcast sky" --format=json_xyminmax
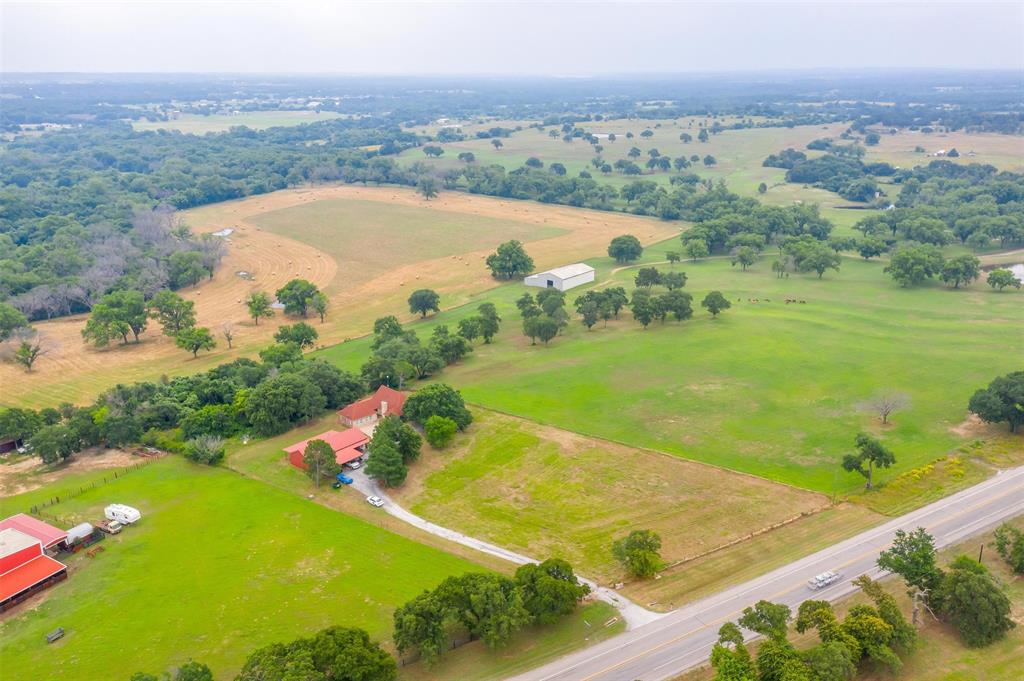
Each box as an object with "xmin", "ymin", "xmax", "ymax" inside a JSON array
[{"xmin": 3, "ymin": 1, "xmax": 1022, "ymax": 74}]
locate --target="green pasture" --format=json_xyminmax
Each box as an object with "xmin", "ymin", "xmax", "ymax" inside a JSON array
[
  {"xmin": 131, "ymin": 110, "xmax": 343, "ymax": 134},
  {"xmin": 0, "ymin": 456, "xmax": 481, "ymax": 680},
  {"xmin": 397, "ymin": 410, "xmax": 825, "ymax": 584},
  {"xmin": 316, "ymin": 238, "xmax": 1023, "ymax": 493}
]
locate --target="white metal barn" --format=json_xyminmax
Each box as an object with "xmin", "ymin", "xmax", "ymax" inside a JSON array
[{"xmin": 523, "ymin": 263, "xmax": 595, "ymax": 292}]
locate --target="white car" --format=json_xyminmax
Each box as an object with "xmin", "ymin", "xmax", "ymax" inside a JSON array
[
  {"xmin": 366, "ymin": 495, "xmax": 385, "ymax": 508},
  {"xmin": 807, "ymin": 570, "xmax": 842, "ymax": 590},
  {"xmin": 345, "ymin": 460, "xmax": 362, "ymax": 470}
]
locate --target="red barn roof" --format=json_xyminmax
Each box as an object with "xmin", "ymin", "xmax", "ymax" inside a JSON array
[
  {"xmin": 338, "ymin": 385, "xmax": 406, "ymax": 422},
  {"xmin": 0, "ymin": 514, "xmax": 67, "ymax": 550},
  {"xmin": 283, "ymin": 429, "xmax": 369, "ymax": 468},
  {"xmin": 0, "ymin": 554, "xmax": 67, "ymax": 603}
]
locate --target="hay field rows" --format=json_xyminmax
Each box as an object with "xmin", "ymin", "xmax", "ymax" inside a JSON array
[{"xmin": 0, "ymin": 186, "xmax": 677, "ymax": 409}]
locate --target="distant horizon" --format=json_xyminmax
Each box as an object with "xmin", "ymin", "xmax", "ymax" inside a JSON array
[
  {"xmin": 3, "ymin": 66, "xmax": 1021, "ymax": 79},
  {"xmin": 3, "ymin": 1, "xmax": 1021, "ymax": 74}
]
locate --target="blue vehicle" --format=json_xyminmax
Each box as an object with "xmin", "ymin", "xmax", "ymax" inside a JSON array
[{"xmin": 336, "ymin": 473, "xmax": 354, "ymax": 485}]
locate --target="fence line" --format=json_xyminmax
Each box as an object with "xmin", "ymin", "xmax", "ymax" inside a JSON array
[{"xmin": 27, "ymin": 460, "xmax": 155, "ymax": 520}]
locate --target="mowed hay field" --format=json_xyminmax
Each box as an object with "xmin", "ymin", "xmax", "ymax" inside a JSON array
[
  {"xmin": 0, "ymin": 456, "xmax": 482, "ymax": 681},
  {"xmin": 131, "ymin": 109, "xmax": 344, "ymax": 134},
  {"xmin": 318, "ymin": 238, "xmax": 1023, "ymax": 494},
  {"xmin": 0, "ymin": 186, "xmax": 677, "ymax": 409},
  {"xmin": 392, "ymin": 410, "xmax": 833, "ymax": 587}
]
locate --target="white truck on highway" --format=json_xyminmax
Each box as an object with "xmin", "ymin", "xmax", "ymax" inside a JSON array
[
  {"xmin": 105, "ymin": 504, "xmax": 142, "ymax": 525},
  {"xmin": 807, "ymin": 570, "xmax": 841, "ymax": 590}
]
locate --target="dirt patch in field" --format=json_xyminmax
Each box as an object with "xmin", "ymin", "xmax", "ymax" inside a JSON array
[
  {"xmin": 948, "ymin": 413, "xmax": 993, "ymax": 438},
  {"xmin": 1, "ymin": 185, "xmax": 677, "ymax": 409},
  {"xmin": 0, "ymin": 448, "xmax": 143, "ymax": 497}
]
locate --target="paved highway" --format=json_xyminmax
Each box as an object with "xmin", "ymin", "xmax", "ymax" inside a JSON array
[{"xmin": 510, "ymin": 465, "xmax": 1024, "ymax": 681}]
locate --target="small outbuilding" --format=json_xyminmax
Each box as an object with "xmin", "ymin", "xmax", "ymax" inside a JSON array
[
  {"xmin": 523, "ymin": 263, "xmax": 595, "ymax": 292},
  {"xmin": 284, "ymin": 429, "xmax": 369, "ymax": 470}
]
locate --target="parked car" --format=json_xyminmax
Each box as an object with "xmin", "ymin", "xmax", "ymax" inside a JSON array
[
  {"xmin": 365, "ymin": 495, "xmax": 385, "ymax": 508},
  {"xmin": 105, "ymin": 504, "xmax": 141, "ymax": 525},
  {"xmin": 336, "ymin": 473, "xmax": 354, "ymax": 485},
  {"xmin": 96, "ymin": 519, "xmax": 123, "ymax": 535},
  {"xmin": 344, "ymin": 460, "xmax": 362, "ymax": 470}
]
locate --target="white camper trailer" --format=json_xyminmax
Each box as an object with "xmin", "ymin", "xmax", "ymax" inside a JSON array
[{"xmin": 104, "ymin": 504, "xmax": 141, "ymax": 525}]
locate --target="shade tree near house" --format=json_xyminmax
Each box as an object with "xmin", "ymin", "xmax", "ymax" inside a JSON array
[
  {"xmin": 245, "ymin": 291, "xmax": 275, "ymax": 325},
  {"xmin": 408, "ymin": 288, "xmax": 441, "ymax": 317},
  {"xmin": 424, "ymin": 415, "xmax": 457, "ymax": 448},
  {"xmin": 968, "ymin": 371, "xmax": 1024, "ymax": 433},
  {"xmin": 485, "ymin": 240, "xmax": 534, "ymax": 280},
  {"xmin": 303, "ymin": 438, "xmax": 341, "ymax": 488},
  {"xmin": 403, "ymin": 383, "xmax": 472, "ymax": 430}
]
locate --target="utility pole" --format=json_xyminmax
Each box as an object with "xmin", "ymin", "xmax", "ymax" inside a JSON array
[{"xmin": 978, "ymin": 543, "xmax": 985, "ymax": 563}]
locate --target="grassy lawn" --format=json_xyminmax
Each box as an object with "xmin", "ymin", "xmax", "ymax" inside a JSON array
[
  {"xmin": 317, "ymin": 238, "xmax": 1022, "ymax": 495},
  {"xmin": 0, "ymin": 456, "xmax": 483, "ymax": 680},
  {"xmin": 131, "ymin": 110, "xmax": 343, "ymax": 133},
  {"xmin": 393, "ymin": 409, "xmax": 829, "ymax": 587},
  {"xmin": 624, "ymin": 504, "xmax": 883, "ymax": 610},
  {"xmin": 398, "ymin": 601, "xmax": 624, "ymax": 681},
  {"xmin": 247, "ymin": 197, "xmax": 565, "ymax": 293}
]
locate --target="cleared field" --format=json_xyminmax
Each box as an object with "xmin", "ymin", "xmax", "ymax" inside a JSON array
[
  {"xmin": 0, "ymin": 456, "xmax": 482, "ymax": 681},
  {"xmin": 392, "ymin": 410, "xmax": 830, "ymax": 587},
  {"xmin": 318, "ymin": 238, "xmax": 1023, "ymax": 494},
  {"xmin": 865, "ymin": 128, "xmax": 1024, "ymax": 174},
  {"xmin": 0, "ymin": 186, "xmax": 676, "ymax": 409},
  {"xmin": 247, "ymin": 197, "xmax": 565, "ymax": 294},
  {"xmin": 131, "ymin": 109, "xmax": 343, "ymax": 133}
]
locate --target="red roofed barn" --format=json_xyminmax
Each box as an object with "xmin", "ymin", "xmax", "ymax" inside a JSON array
[
  {"xmin": 0, "ymin": 513, "xmax": 68, "ymax": 552},
  {"xmin": 338, "ymin": 385, "xmax": 406, "ymax": 428},
  {"xmin": 284, "ymin": 429, "xmax": 369, "ymax": 470},
  {"xmin": 1, "ymin": 527, "xmax": 68, "ymax": 612}
]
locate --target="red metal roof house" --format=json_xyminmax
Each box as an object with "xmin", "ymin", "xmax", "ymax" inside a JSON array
[
  {"xmin": 338, "ymin": 385, "xmax": 406, "ymax": 428},
  {"xmin": 0, "ymin": 528, "xmax": 68, "ymax": 612},
  {"xmin": 0, "ymin": 513, "xmax": 68, "ymax": 552},
  {"xmin": 284, "ymin": 429, "xmax": 369, "ymax": 470}
]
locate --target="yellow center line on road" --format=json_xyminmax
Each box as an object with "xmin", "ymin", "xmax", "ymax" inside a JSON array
[{"xmin": 574, "ymin": 483, "xmax": 1024, "ymax": 681}]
